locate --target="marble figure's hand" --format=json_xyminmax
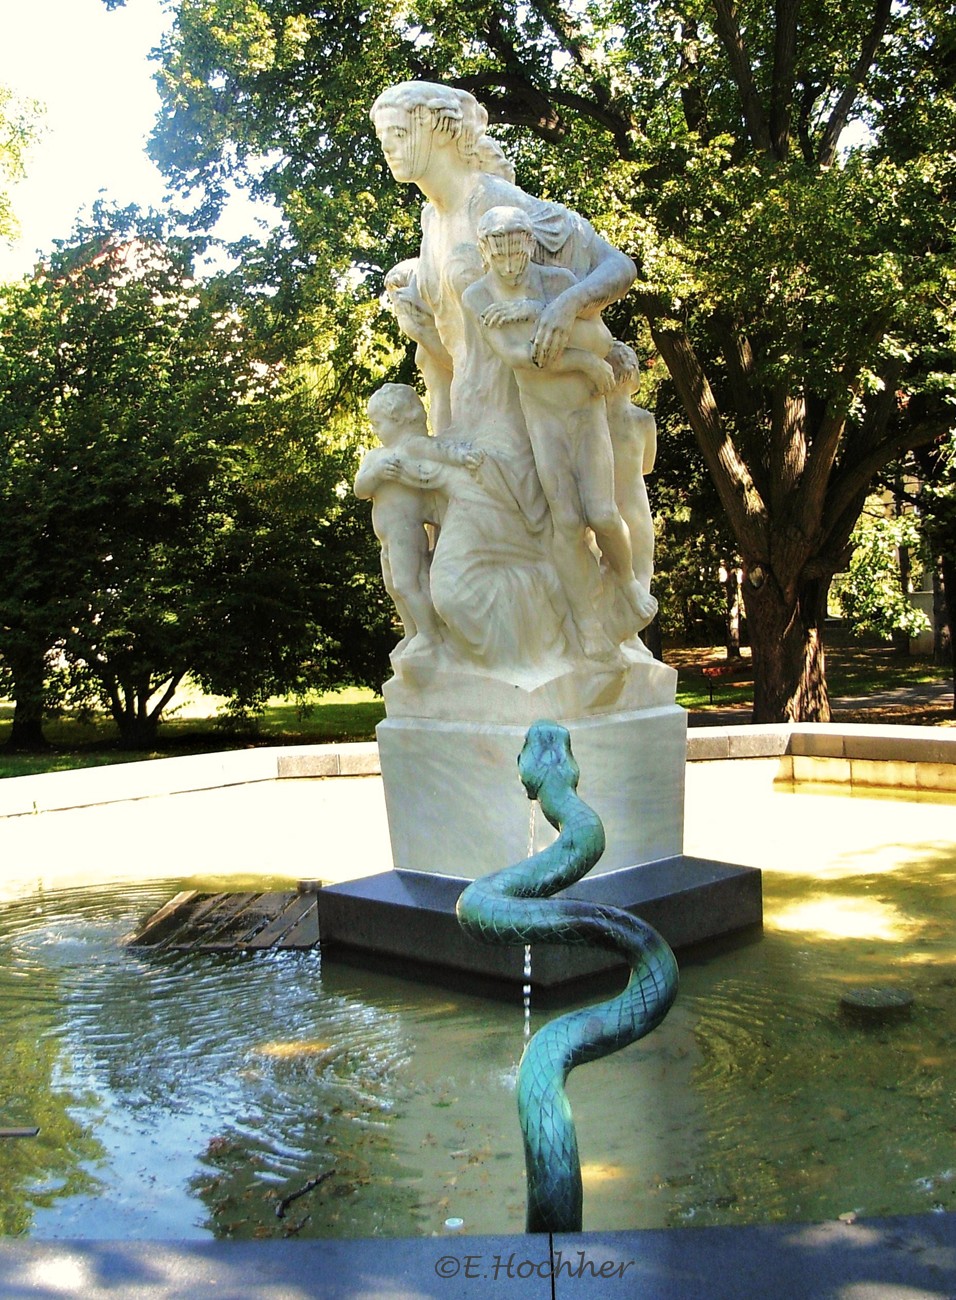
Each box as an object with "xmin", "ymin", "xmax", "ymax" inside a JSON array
[
  {"xmin": 461, "ymin": 447, "xmax": 484, "ymax": 470},
  {"xmin": 531, "ymin": 298, "xmax": 576, "ymax": 368},
  {"xmin": 393, "ymin": 290, "xmax": 435, "ymax": 339},
  {"xmin": 381, "ymin": 453, "xmax": 404, "ymax": 480},
  {"xmin": 588, "ymin": 358, "xmax": 617, "ymax": 396},
  {"xmin": 480, "ymin": 299, "xmax": 540, "ymax": 329}
]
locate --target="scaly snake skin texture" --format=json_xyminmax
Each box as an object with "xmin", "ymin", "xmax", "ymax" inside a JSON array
[{"xmin": 456, "ymin": 721, "xmax": 680, "ymax": 1233}]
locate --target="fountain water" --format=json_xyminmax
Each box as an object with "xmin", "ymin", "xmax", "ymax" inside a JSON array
[{"xmin": 0, "ymin": 748, "xmax": 953, "ymax": 1237}]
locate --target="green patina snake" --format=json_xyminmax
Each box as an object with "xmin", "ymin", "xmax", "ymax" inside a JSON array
[{"xmin": 456, "ymin": 720, "xmax": 680, "ymax": 1234}]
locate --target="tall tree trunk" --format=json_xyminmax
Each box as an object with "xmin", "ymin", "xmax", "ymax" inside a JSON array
[
  {"xmin": 940, "ymin": 552, "xmax": 956, "ymax": 717},
  {"xmin": 116, "ymin": 713, "xmax": 161, "ymax": 750},
  {"xmin": 932, "ymin": 556, "xmax": 952, "ymax": 668},
  {"xmin": 742, "ymin": 570, "xmax": 831, "ymax": 722},
  {"xmin": 892, "ymin": 471, "xmax": 911, "ymax": 655},
  {"xmin": 106, "ymin": 672, "xmax": 183, "ymax": 749},
  {"xmin": 723, "ymin": 564, "xmax": 742, "ymax": 659},
  {"xmin": 5, "ymin": 646, "xmax": 49, "ymax": 751},
  {"xmin": 642, "ymin": 613, "xmax": 664, "ymax": 661}
]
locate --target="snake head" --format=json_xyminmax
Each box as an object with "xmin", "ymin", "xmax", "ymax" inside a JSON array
[{"xmin": 518, "ymin": 721, "xmax": 580, "ymax": 799}]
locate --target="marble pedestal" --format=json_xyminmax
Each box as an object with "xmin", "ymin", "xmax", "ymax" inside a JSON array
[
  {"xmin": 314, "ymin": 703, "xmax": 763, "ymax": 990},
  {"xmin": 376, "ymin": 705, "xmax": 687, "ymax": 878}
]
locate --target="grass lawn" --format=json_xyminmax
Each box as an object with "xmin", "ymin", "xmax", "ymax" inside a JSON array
[
  {"xmin": 670, "ymin": 634, "xmax": 953, "ymax": 723},
  {"xmin": 0, "ymin": 687, "xmax": 386, "ymax": 780},
  {"xmin": 1, "ymin": 637, "xmax": 951, "ymax": 779}
]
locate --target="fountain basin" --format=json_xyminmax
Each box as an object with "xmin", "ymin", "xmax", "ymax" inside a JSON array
[{"xmin": 0, "ymin": 730, "xmax": 953, "ymax": 1244}]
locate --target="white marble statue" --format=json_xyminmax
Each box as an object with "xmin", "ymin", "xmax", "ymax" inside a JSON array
[
  {"xmin": 463, "ymin": 205, "xmax": 656, "ymax": 660},
  {"xmin": 360, "ymin": 80, "xmax": 666, "ymax": 722}
]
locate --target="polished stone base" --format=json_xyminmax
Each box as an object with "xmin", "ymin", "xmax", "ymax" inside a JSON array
[
  {"xmin": 315, "ymin": 856, "xmax": 762, "ymax": 990},
  {"xmin": 377, "ymin": 705, "xmax": 687, "ymax": 881}
]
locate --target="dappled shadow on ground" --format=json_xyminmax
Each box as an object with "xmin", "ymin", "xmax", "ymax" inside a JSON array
[{"xmin": 667, "ymin": 638, "xmax": 953, "ymax": 725}]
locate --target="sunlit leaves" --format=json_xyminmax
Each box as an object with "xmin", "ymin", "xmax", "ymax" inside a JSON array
[
  {"xmin": 831, "ymin": 509, "xmax": 930, "ymax": 640},
  {"xmin": 0, "ymin": 84, "xmax": 40, "ymax": 246}
]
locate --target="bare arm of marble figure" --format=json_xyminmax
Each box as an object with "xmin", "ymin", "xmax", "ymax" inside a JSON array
[
  {"xmin": 402, "ymin": 433, "xmax": 484, "ymax": 471},
  {"xmin": 379, "ymin": 452, "xmax": 444, "ymax": 490},
  {"xmin": 355, "ymin": 448, "xmax": 443, "ymax": 499},
  {"xmin": 482, "ymin": 326, "xmax": 616, "ymax": 397},
  {"xmin": 384, "ymin": 260, "xmax": 454, "ymax": 434},
  {"xmin": 353, "ymin": 449, "xmax": 386, "ymax": 499},
  {"xmin": 468, "ymin": 276, "xmax": 616, "ymax": 396},
  {"xmin": 530, "ymin": 235, "xmax": 636, "ymax": 370}
]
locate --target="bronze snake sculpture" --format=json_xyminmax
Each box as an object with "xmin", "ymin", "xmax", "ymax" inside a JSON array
[{"xmin": 456, "ymin": 720, "xmax": 680, "ymax": 1233}]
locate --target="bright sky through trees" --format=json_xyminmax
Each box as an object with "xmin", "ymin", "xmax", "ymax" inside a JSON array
[{"xmin": 0, "ymin": 0, "xmax": 277, "ymax": 278}]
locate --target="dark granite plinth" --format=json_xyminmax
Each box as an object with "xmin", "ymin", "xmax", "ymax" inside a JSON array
[{"xmin": 316, "ymin": 857, "xmax": 761, "ymax": 989}]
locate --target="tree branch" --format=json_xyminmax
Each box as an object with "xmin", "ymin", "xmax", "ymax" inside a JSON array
[
  {"xmin": 770, "ymin": 0, "xmax": 801, "ymax": 157},
  {"xmin": 826, "ymin": 418, "xmax": 949, "ymax": 531},
  {"xmin": 796, "ymin": 80, "xmax": 818, "ymax": 164},
  {"xmin": 533, "ymin": 0, "xmax": 595, "ymax": 73},
  {"xmin": 679, "ymin": 21, "xmax": 708, "ymax": 135},
  {"xmin": 462, "ymin": 4, "xmax": 641, "ymax": 159},
  {"xmin": 648, "ymin": 314, "xmax": 770, "ymax": 557},
  {"xmin": 771, "ymin": 382, "xmax": 808, "ymax": 511},
  {"xmin": 148, "ymin": 671, "xmax": 185, "ymax": 722},
  {"xmin": 711, "ymin": 0, "xmax": 773, "ymax": 153},
  {"xmin": 459, "ymin": 72, "xmax": 566, "ymax": 142},
  {"xmin": 793, "ymin": 397, "xmax": 850, "ymax": 536},
  {"xmin": 817, "ymin": 0, "xmax": 892, "ymax": 166}
]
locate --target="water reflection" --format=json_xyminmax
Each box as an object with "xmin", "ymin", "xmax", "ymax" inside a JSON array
[{"xmin": 1, "ymin": 826, "xmax": 955, "ymax": 1238}]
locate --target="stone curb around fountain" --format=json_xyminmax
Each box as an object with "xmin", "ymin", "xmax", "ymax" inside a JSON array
[
  {"xmin": 686, "ymin": 723, "xmax": 956, "ymax": 793},
  {"xmin": 1, "ymin": 724, "xmax": 952, "ymax": 822},
  {"xmin": 1, "ymin": 1215, "xmax": 954, "ymax": 1297},
  {"xmin": 0, "ymin": 742, "xmax": 380, "ymax": 818}
]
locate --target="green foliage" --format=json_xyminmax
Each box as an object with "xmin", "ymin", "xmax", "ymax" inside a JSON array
[
  {"xmin": 648, "ymin": 370, "xmax": 741, "ymax": 644},
  {"xmin": 124, "ymin": 0, "xmax": 956, "ymax": 719},
  {"xmin": 0, "ymin": 686, "xmax": 385, "ymax": 778},
  {"xmin": 920, "ymin": 433, "xmax": 956, "ymax": 568},
  {"xmin": 0, "ymin": 204, "xmax": 392, "ymax": 746},
  {"xmin": 0, "ymin": 84, "xmax": 40, "ymax": 245},
  {"xmin": 0, "ymin": 993, "xmax": 104, "ymax": 1234},
  {"xmin": 831, "ymin": 510, "xmax": 930, "ymax": 641}
]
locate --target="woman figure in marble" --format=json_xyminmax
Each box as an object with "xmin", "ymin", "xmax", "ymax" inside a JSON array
[
  {"xmin": 370, "ymin": 80, "xmax": 635, "ymax": 459},
  {"xmin": 369, "ymin": 80, "xmax": 644, "ymax": 673}
]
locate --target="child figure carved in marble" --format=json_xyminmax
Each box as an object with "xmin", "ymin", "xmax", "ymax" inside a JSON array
[
  {"xmin": 353, "ymin": 384, "xmax": 481, "ymax": 658},
  {"xmin": 463, "ymin": 205, "xmax": 656, "ymax": 660}
]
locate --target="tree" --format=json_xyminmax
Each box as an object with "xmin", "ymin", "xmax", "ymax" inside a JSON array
[
  {"xmin": 127, "ymin": 0, "xmax": 956, "ymax": 720},
  {"xmin": 0, "ymin": 204, "xmax": 392, "ymax": 748},
  {"xmin": 913, "ymin": 434, "xmax": 956, "ymax": 712},
  {"xmin": 0, "ymin": 83, "xmax": 39, "ymax": 245},
  {"xmin": 831, "ymin": 508, "xmax": 930, "ymax": 642}
]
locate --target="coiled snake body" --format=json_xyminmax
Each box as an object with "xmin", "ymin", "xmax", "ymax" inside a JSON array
[{"xmin": 456, "ymin": 720, "xmax": 679, "ymax": 1233}]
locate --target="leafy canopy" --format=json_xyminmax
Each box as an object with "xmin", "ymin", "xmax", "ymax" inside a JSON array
[
  {"xmin": 106, "ymin": 0, "xmax": 956, "ymax": 718},
  {"xmin": 0, "ymin": 202, "xmax": 392, "ymax": 744},
  {"xmin": 0, "ymin": 84, "xmax": 40, "ymax": 245}
]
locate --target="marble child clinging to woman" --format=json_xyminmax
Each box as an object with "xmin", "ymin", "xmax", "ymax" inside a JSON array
[{"xmin": 353, "ymin": 383, "xmax": 482, "ymax": 657}]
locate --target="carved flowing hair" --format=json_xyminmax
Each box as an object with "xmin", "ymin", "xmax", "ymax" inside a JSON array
[{"xmin": 371, "ymin": 81, "xmax": 515, "ymax": 181}]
